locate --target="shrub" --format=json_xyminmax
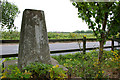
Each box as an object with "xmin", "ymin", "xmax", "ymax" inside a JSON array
[
  {"xmin": 1, "ymin": 62, "xmax": 67, "ymax": 79},
  {"xmin": 52, "ymin": 50, "xmax": 120, "ymax": 78}
]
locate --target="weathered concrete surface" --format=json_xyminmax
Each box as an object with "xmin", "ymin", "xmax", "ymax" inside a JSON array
[
  {"xmin": 50, "ymin": 57, "xmax": 68, "ymax": 71},
  {"xmin": 18, "ymin": 9, "xmax": 51, "ymax": 70}
]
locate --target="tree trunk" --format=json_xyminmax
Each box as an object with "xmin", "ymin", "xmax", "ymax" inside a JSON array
[{"xmin": 99, "ymin": 40, "xmax": 104, "ymax": 63}]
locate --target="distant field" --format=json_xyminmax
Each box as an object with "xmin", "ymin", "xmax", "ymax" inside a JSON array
[
  {"xmin": 48, "ymin": 32, "xmax": 96, "ymax": 39},
  {"xmin": 0, "ymin": 31, "xmax": 96, "ymax": 40}
]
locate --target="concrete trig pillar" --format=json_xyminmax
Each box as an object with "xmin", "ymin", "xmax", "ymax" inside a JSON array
[{"xmin": 18, "ymin": 9, "xmax": 51, "ymax": 70}]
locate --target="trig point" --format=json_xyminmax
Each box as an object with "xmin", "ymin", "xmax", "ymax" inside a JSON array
[{"xmin": 18, "ymin": 9, "xmax": 51, "ymax": 70}]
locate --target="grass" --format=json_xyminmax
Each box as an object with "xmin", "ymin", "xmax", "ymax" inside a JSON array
[
  {"xmin": 51, "ymin": 50, "xmax": 120, "ymax": 78},
  {"xmin": 1, "ymin": 31, "xmax": 119, "ymax": 40},
  {"xmin": 1, "ymin": 31, "xmax": 96, "ymax": 40},
  {"xmin": 1, "ymin": 50, "xmax": 120, "ymax": 78}
]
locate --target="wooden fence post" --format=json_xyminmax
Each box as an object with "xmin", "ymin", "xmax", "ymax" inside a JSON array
[
  {"xmin": 118, "ymin": 32, "xmax": 120, "ymax": 45},
  {"xmin": 111, "ymin": 36, "xmax": 114, "ymax": 51},
  {"xmin": 83, "ymin": 35, "xmax": 86, "ymax": 54}
]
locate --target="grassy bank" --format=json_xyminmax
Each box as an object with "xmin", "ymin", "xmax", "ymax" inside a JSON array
[{"xmin": 1, "ymin": 50, "xmax": 120, "ymax": 79}]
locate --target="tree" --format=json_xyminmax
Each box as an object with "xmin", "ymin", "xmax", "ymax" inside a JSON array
[
  {"xmin": 73, "ymin": 30, "xmax": 81, "ymax": 33},
  {"xmin": 72, "ymin": 2, "xmax": 120, "ymax": 63},
  {"xmin": 86, "ymin": 30, "xmax": 93, "ymax": 33},
  {"xmin": 1, "ymin": 0, "xmax": 20, "ymax": 30}
]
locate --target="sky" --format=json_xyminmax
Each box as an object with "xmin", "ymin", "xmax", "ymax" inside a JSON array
[{"xmin": 7, "ymin": 0, "xmax": 89, "ymax": 32}]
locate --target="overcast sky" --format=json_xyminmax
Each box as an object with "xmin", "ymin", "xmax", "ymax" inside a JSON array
[{"xmin": 7, "ymin": 0, "xmax": 89, "ymax": 32}]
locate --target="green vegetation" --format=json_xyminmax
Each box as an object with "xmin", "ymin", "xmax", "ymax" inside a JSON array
[
  {"xmin": 1, "ymin": 31, "xmax": 96, "ymax": 40},
  {"xmin": 1, "ymin": 50, "xmax": 120, "ymax": 79},
  {"xmin": 1, "ymin": 0, "xmax": 20, "ymax": 30},
  {"xmin": 1, "ymin": 62, "xmax": 66, "ymax": 79},
  {"xmin": 1, "ymin": 31, "xmax": 20, "ymax": 40},
  {"xmin": 48, "ymin": 32, "xmax": 95, "ymax": 39},
  {"xmin": 72, "ymin": 2, "xmax": 120, "ymax": 64},
  {"xmin": 73, "ymin": 30, "xmax": 93, "ymax": 33},
  {"xmin": 52, "ymin": 50, "xmax": 120, "ymax": 78},
  {"xmin": 1, "ymin": 31, "xmax": 119, "ymax": 40}
]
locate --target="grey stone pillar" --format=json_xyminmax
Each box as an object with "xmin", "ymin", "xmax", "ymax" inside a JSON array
[{"xmin": 18, "ymin": 9, "xmax": 51, "ymax": 70}]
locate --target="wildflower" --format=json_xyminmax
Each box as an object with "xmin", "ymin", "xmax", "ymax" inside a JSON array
[
  {"xmin": 102, "ymin": 71, "xmax": 104, "ymax": 73},
  {"xmin": 64, "ymin": 63, "xmax": 66, "ymax": 66},
  {"xmin": 52, "ymin": 66, "xmax": 56, "ymax": 68},
  {"xmin": 70, "ymin": 59, "xmax": 72, "ymax": 61},
  {"xmin": 2, "ymin": 60, "xmax": 6, "ymax": 63},
  {"xmin": 96, "ymin": 59, "xmax": 99, "ymax": 61},
  {"xmin": 98, "ymin": 71, "xmax": 100, "ymax": 73},
  {"xmin": 1, "ymin": 76, "xmax": 6, "ymax": 79},
  {"xmin": 57, "ymin": 76, "xmax": 60, "ymax": 78},
  {"xmin": 27, "ymin": 72, "xmax": 32, "ymax": 75},
  {"xmin": 61, "ymin": 74, "xmax": 65, "ymax": 77},
  {"xmin": 56, "ymin": 65, "xmax": 59, "ymax": 68},
  {"xmin": 84, "ymin": 35, "xmax": 86, "ymax": 37},
  {"xmin": 96, "ymin": 74, "xmax": 98, "ymax": 78},
  {"xmin": 25, "ymin": 70, "xmax": 27, "ymax": 73},
  {"xmin": 49, "ymin": 70, "xmax": 51, "ymax": 72},
  {"xmin": 111, "ymin": 51, "xmax": 114, "ymax": 53},
  {"xmin": 31, "ymin": 76, "xmax": 33, "ymax": 78},
  {"xmin": 15, "ymin": 72, "xmax": 17, "ymax": 75},
  {"xmin": 116, "ymin": 53, "xmax": 118, "ymax": 56},
  {"xmin": 113, "ymin": 51, "xmax": 117, "ymax": 54}
]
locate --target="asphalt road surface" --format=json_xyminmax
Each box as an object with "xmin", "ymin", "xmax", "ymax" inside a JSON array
[{"xmin": 0, "ymin": 41, "xmax": 119, "ymax": 56}]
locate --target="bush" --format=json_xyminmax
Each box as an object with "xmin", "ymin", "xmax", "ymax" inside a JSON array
[
  {"xmin": 1, "ymin": 62, "xmax": 67, "ymax": 79},
  {"xmin": 52, "ymin": 50, "xmax": 120, "ymax": 78},
  {"xmin": 1, "ymin": 50, "xmax": 119, "ymax": 79}
]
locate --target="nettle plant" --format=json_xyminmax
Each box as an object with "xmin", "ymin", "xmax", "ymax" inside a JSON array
[{"xmin": 72, "ymin": 2, "xmax": 120, "ymax": 62}]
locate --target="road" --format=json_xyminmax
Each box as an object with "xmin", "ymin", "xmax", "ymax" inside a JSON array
[{"xmin": 0, "ymin": 41, "xmax": 119, "ymax": 56}]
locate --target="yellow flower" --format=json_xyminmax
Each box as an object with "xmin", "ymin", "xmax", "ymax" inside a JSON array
[
  {"xmin": 31, "ymin": 76, "xmax": 33, "ymax": 78},
  {"xmin": 3, "ymin": 60, "xmax": 6, "ymax": 63},
  {"xmin": 70, "ymin": 59, "xmax": 72, "ymax": 61},
  {"xmin": 57, "ymin": 76, "xmax": 60, "ymax": 78},
  {"xmin": 98, "ymin": 71, "xmax": 100, "ymax": 73},
  {"xmin": 52, "ymin": 66, "xmax": 56, "ymax": 68},
  {"xmin": 61, "ymin": 74, "xmax": 65, "ymax": 77},
  {"xmin": 15, "ymin": 73, "xmax": 17, "ymax": 75},
  {"xmin": 96, "ymin": 59, "xmax": 99, "ymax": 61},
  {"xmin": 1, "ymin": 76, "xmax": 6, "ymax": 79},
  {"xmin": 102, "ymin": 71, "xmax": 104, "ymax": 73},
  {"xmin": 111, "ymin": 51, "xmax": 114, "ymax": 53},
  {"xmin": 27, "ymin": 72, "xmax": 32, "ymax": 75},
  {"xmin": 84, "ymin": 35, "xmax": 86, "ymax": 37},
  {"xmin": 64, "ymin": 63, "xmax": 66, "ymax": 66},
  {"xmin": 49, "ymin": 70, "xmax": 51, "ymax": 72},
  {"xmin": 96, "ymin": 74, "xmax": 98, "ymax": 78},
  {"xmin": 56, "ymin": 65, "xmax": 59, "ymax": 68},
  {"xmin": 113, "ymin": 51, "xmax": 117, "ymax": 54},
  {"xmin": 25, "ymin": 70, "xmax": 27, "ymax": 73}
]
